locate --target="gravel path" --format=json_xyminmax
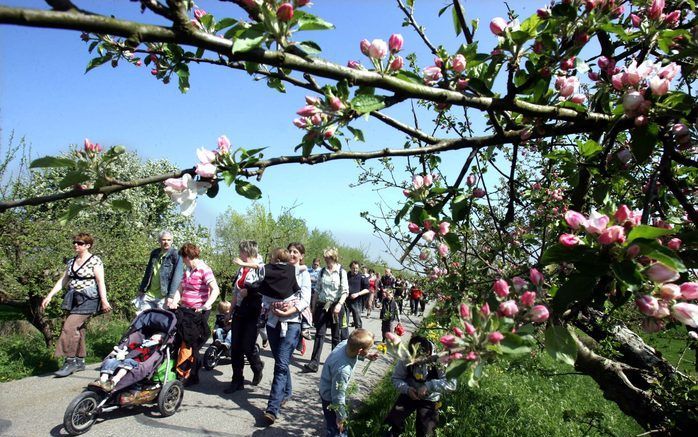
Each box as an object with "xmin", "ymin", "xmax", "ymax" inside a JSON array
[{"xmin": 0, "ymin": 309, "xmax": 425, "ymax": 437}]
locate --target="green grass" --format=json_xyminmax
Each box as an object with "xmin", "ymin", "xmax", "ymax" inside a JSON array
[
  {"xmin": 642, "ymin": 325, "xmax": 696, "ymax": 376},
  {"xmin": 0, "ymin": 304, "xmax": 25, "ymax": 322},
  {"xmin": 349, "ymin": 352, "xmax": 643, "ymax": 437}
]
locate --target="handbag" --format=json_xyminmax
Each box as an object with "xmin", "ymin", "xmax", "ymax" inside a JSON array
[
  {"xmin": 394, "ymin": 323, "xmax": 405, "ymax": 336},
  {"xmin": 61, "ymin": 288, "xmax": 75, "ymax": 311}
]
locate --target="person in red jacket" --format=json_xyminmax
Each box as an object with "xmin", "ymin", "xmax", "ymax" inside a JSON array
[{"xmin": 409, "ymin": 284, "xmax": 423, "ymax": 316}]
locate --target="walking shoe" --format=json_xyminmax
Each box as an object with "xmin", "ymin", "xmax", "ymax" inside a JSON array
[
  {"xmin": 262, "ymin": 339, "xmax": 269, "ymax": 348},
  {"xmin": 262, "ymin": 411, "xmax": 276, "ymax": 426},
  {"xmin": 74, "ymin": 357, "xmax": 85, "ymax": 372},
  {"xmin": 55, "ymin": 357, "xmax": 79, "ymax": 377},
  {"xmin": 301, "ymin": 361, "xmax": 318, "ymax": 373},
  {"xmin": 252, "ymin": 362, "xmax": 264, "ymax": 386},
  {"xmin": 224, "ymin": 380, "xmax": 245, "ymax": 394},
  {"xmin": 301, "ymin": 329, "xmax": 311, "ymax": 340}
]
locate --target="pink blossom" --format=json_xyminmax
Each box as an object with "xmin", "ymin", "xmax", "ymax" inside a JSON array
[
  {"xmin": 323, "ymin": 126, "xmax": 336, "ymax": 139},
  {"xmin": 630, "ymin": 14, "xmax": 642, "ymax": 27},
  {"xmin": 276, "ymin": 3, "xmax": 294, "ymax": 21},
  {"xmin": 520, "ymin": 291, "xmax": 536, "ymax": 307},
  {"xmin": 359, "ymin": 39, "xmax": 371, "ymax": 56},
  {"xmin": 329, "ymin": 97, "xmax": 345, "ymax": 111},
  {"xmin": 434, "ymin": 57, "xmax": 444, "ymax": 68},
  {"xmin": 440, "ymin": 334, "xmax": 458, "ymax": 348},
  {"xmin": 561, "ymin": 57, "xmax": 575, "ymax": 71},
  {"xmin": 647, "ymin": 0, "xmax": 665, "ymax": 20},
  {"xmin": 292, "ymin": 118, "xmax": 307, "ymax": 129},
  {"xmin": 665, "ymin": 10, "xmax": 681, "ymax": 27},
  {"xmin": 611, "ymin": 72, "xmax": 624, "ymax": 90},
  {"xmin": 530, "ymin": 305, "xmax": 550, "ymax": 323},
  {"xmin": 597, "ymin": 56, "xmax": 611, "ymax": 70},
  {"xmin": 465, "ymin": 351, "xmax": 478, "ymax": 361},
  {"xmin": 529, "ymin": 268, "xmax": 544, "ymax": 286},
  {"xmin": 660, "ymin": 284, "xmax": 682, "ymax": 300},
  {"xmin": 407, "ymin": 222, "xmax": 420, "ymax": 233},
  {"xmin": 389, "ymin": 56, "xmax": 404, "ymax": 71},
  {"xmin": 466, "ymin": 174, "xmax": 477, "ymax": 187},
  {"xmin": 626, "ymin": 244, "xmax": 641, "ymax": 259},
  {"xmin": 584, "ymin": 211, "xmax": 609, "ymax": 235},
  {"xmin": 296, "ymin": 105, "xmax": 319, "ymax": 117},
  {"xmin": 388, "ymin": 33, "xmax": 403, "ymax": 53},
  {"xmin": 655, "ymin": 300, "xmax": 671, "ymax": 319},
  {"xmin": 193, "ymin": 8, "xmax": 206, "ymax": 20},
  {"xmin": 493, "ymin": 279, "xmax": 510, "ymax": 298},
  {"xmin": 672, "ymin": 302, "xmax": 698, "ymax": 327},
  {"xmin": 649, "ymin": 76, "xmax": 670, "ymax": 96},
  {"xmin": 368, "ymin": 39, "xmax": 388, "ymax": 59},
  {"xmin": 488, "ymin": 331, "xmax": 504, "ymax": 344},
  {"xmin": 195, "ymin": 162, "xmax": 217, "ymax": 178},
  {"xmin": 217, "ymin": 135, "xmax": 231, "ymax": 154},
  {"xmin": 385, "ymin": 331, "xmax": 401, "ymax": 345},
  {"xmin": 464, "ymin": 321, "xmax": 476, "ymax": 336},
  {"xmin": 452, "ymin": 54, "xmax": 466, "ymax": 73},
  {"xmin": 658, "ymin": 62, "xmax": 680, "ymax": 80},
  {"xmin": 297, "ymin": 0, "xmax": 311, "ymax": 6},
  {"xmin": 614, "ymin": 205, "xmax": 632, "ymax": 224},
  {"xmin": 480, "ymin": 303, "xmax": 491, "ymax": 316},
  {"xmin": 311, "ymin": 113, "xmax": 323, "ymax": 126},
  {"xmin": 489, "ymin": 17, "xmax": 507, "ymax": 35},
  {"xmin": 460, "ymin": 303, "xmax": 471, "ymax": 319},
  {"xmin": 421, "ymin": 230, "xmax": 436, "ymax": 242},
  {"xmin": 564, "ymin": 210, "xmax": 587, "ymax": 230},
  {"xmin": 512, "ymin": 276, "xmax": 527, "ymax": 292},
  {"xmin": 305, "ymin": 95, "xmax": 321, "ymax": 105},
  {"xmin": 623, "ymin": 91, "xmax": 644, "ymax": 114},
  {"xmin": 645, "ymin": 262, "xmax": 680, "ymax": 283},
  {"xmin": 598, "ymin": 225, "xmax": 626, "ymax": 245},
  {"xmin": 680, "ymin": 282, "xmax": 698, "ymax": 300},
  {"xmin": 569, "ymin": 94, "xmax": 586, "ymax": 104},
  {"xmin": 537, "ymin": 7, "xmax": 551, "ymax": 19},
  {"xmin": 164, "ymin": 177, "xmax": 187, "ymax": 191},
  {"xmin": 453, "ymin": 327, "xmax": 464, "ymax": 337},
  {"xmin": 423, "ymin": 220, "xmax": 433, "ymax": 231},
  {"xmin": 347, "ymin": 60, "xmax": 362, "ymax": 69},
  {"xmin": 423, "ymin": 174, "xmax": 434, "ymax": 187},
  {"xmin": 556, "ymin": 76, "xmax": 579, "ymax": 97},
  {"xmin": 422, "ymin": 66, "xmax": 443, "ymax": 84},
  {"xmin": 438, "ymin": 221, "xmax": 450, "ymax": 236},
  {"xmin": 196, "ymin": 147, "xmax": 217, "ymax": 164},
  {"xmin": 559, "ymin": 233, "xmax": 581, "ymax": 247},
  {"xmin": 636, "ymin": 295, "xmax": 659, "ymax": 317},
  {"xmin": 499, "ymin": 300, "xmax": 519, "ymax": 318},
  {"xmin": 472, "ymin": 188, "xmax": 486, "ymax": 198},
  {"xmin": 412, "ymin": 174, "xmax": 424, "ymax": 189},
  {"xmin": 438, "ymin": 243, "xmax": 449, "ymax": 257},
  {"xmin": 402, "ymin": 189, "xmax": 411, "ymax": 198},
  {"xmin": 667, "ymin": 238, "xmax": 682, "ymax": 251}
]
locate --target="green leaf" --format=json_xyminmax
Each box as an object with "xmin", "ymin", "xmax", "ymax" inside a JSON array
[
  {"xmin": 611, "ymin": 260, "xmax": 643, "ymax": 291},
  {"xmin": 199, "ymin": 14, "xmax": 214, "ymax": 30},
  {"xmin": 58, "ymin": 203, "xmax": 85, "ymax": 226},
  {"xmin": 244, "ymin": 62, "xmax": 259, "ymax": 74},
  {"xmin": 30, "ymin": 156, "xmax": 76, "ymax": 169},
  {"xmin": 578, "ymin": 139, "xmax": 602, "ymax": 159},
  {"xmin": 451, "ymin": 6, "xmax": 462, "ymax": 36},
  {"xmin": 214, "ymin": 17, "xmax": 238, "ymax": 32},
  {"xmin": 500, "ymin": 333, "xmax": 532, "ymax": 355},
  {"xmin": 545, "ymin": 325, "xmax": 578, "ymax": 366},
  {"xmin": 110, "ymin": 199, "xmax": 132, "ymax": 211},
  {"xmin": 85, "ymin": 54, "xmax": 112, "ymax": 73},
  {"xmin": 58, "ymin": 171, "xmax": 90, "ymax": 189},
  {"xmin": 296, "ymin": 12, "xmax": 335, "ymax": 31},
  {"xmin": 451, "ymin": 194, "xmax": 470, "ymax": 222},
  {"xmin": 633, "ymin": 239, "xmax": 686, "ymax": 272},
  {"xmin": 630, "ymin": 123, "xmax": 658, "ymax": 164},
  {"xmin": 626, "ymin": 225, "xmax": 676, "ymax": 243},
  {"xmin": 235, "ymin": 179, "xmax": 262, "ymax": 199},
  {"xmin": 552, "ymin": 273, "xmax": 598, "ymax": 312},
  {"xmin": 297, "ymin": 41, "xmax": 322, "ymax": 55},
  {"xmin": 346, "ymin": 126, "xmax": 365, "ymax": 142},
  {"xmin": 174, "ymin": 64, "xmax": 190, "ymax": 93},
  {"xmin": 231, "ymin": 27, "xmax": 266, "ymax": 54},
  {"xmin": 394, "ymin": 70, "xmax": 423, "ymax": 84},
  {"xmin": 351, "ymin": 94, "xmax": 385, "ymax": 115},
  {"xmin": 266, "ymin": 77, "xmax": 286, "ymax": 93},
  {"xmin": 394, "ymin": 203, "xmax": 411, "ymax": 226},
  {"xmin": 446, "ymin": 359, "xmax": 471, "ymax": 380}
]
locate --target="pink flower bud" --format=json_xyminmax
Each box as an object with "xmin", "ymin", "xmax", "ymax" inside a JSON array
[
  {"xmin": 412, "ymin": 174, "xmax": 424, "ymax": 189},
  {"xmin": 323, "ymin": 126, "xmax": 336, "ymax": 139},
  {"xmin": 164, "ymin": 177, "xmax": 187, "ymax": 191},
  {"xmin": 680, "ymin": 282, "xmax": 698, "ymax": 300},
  {"xmin": 196, "ymin": 147, "xmax": 217, "ymax": 164},
  {"xmin": 193, "ymin": 8, "xmax": 206, "ymax": 20},
  {"xmin": 466, "ymin": 174, "xmax": 477, "ymax": 187},
  {"xmin": 217, "ymin": 135, "xmax": 231, "ymax": 154},
  {"xmin": 135, "ymin": 60, "xmax": 142, "ymax": 67},
  {"xmin": 660, "ymin": 284, "xmax": 682, "ymax": 300},
  {"xmin": 368, "ymin": 39, "xmax": 388, "ymax": 59},
  {"xmin": 296, "ymin": 105, "xmax": 319, "ymax": 117},
  {"xmin": 616, "ymin": 204, "xmax": 633, "ymax": 223},
  {"xmin": 460, "ymin": 303, "xmax": 471, "ymax": 319},
  {"xmin": 451, "ymin": 54, "xmax": 466, "ymax": 73},
  {"xmin": 438, "ymin": 243, "xmax": 449, "ymax": 257},
  {"xmin": 611, "ymin": 72, "xmax": 624, "ymax": 90},
  {"xmin": 421, "ymin": 230, "xmax": 436, "ymax": 242},
  {"xmin": 623, "ymin": 91, "xmax": 645, "ymax": 114},
  {"xmin": 423, "ymin": 174, "xmax": 434, "ymax": 187},
  {"xmin": 598, "ymin": 225, "xmax": 626, "ymax": 245},
  {"xmin": 388, "ymin": 33, "xmax": 404, "ymax": 53},
  {"xmin": 276, "ymin": 3, "xmax": 294, "ymax": 21},
  {"xmin": 472, "ymin": 188, "xmax": 486, "ymax": 198},
  {"xmin": 488, "ymin": 331, "xmax": 504, "ymax": 344},
  {"xmin": 329, "ymin": 97, "xmax": 345, "ymax": 111},
  {"xmin": 499, "ymin": 300, "xmax": 519, "ymax": 317},
  {"xmin": 564, "ymin": 210, "xmax": 587, "ymax": 229},
  {"xmin": 530, "ymin": 305, "xmax": 550, "ymax": 323},
  {"xmin": 440, "ymin": 334, "xmax": 458, "ymax": 348},
  {"xmin": 434, "ymin": 57, "xmax": 443, "ymax": 68},
  {"xmin": 453, "ymin": 327, "xmax": 464, "ymax": 338},
  {"xmin": 649, "ymin": 76, "xmax": 670, "ymax": 96},
  {"xmin": 310, "ymin": 114, "xmax": 323, "ymax": 126},
  {"xmin": 560, "ymin": 57, "xmax": 575, "ymax": 71},
  {"xmin": 630, "ymin": 14, "xmax": 642, "ymax": 27},
  {"xmin": 463, "ymin": 322, "xmax": 476, "ymax": 336},
  {"xmin": 151, "ymin": 68, "xmax": 158, "ymax": 76},
  {"xmin": 665, "ymin": 10, "xmax": 681, "ymax": 27},
  {"xmin": 559, "ymin": 233, "xmax": 581, "ymax": 247},
  {"xmin": 647, "ymin": 0, "xmax": 665, "ymax": 20},
  {"xmin": 418, "ymin": 250, "xmax": 429, "ymax": 260},
  {"xmin": 637, "ymin": 295, "xmax": 659, "ymax": 317},
  {"xmin": 292, "ymin": 118, "xmax": 308, "ymax": 129},
  {"xmin": 627, "ymin": 244, "xmax": 641, "ymax": 258},
  {"xmin": 537, "ymin": 8, "xmax": 550, "ymax": 19},
  {"xmin": 359, "ymin": 39, "xmax": 371, "ymax": 56},
  {"xmin": 403, "ymin": 189, "xmax": 411, "ymax": 197},
  {"xmin": 456, "ymin": 79, "xmax": 469, "ymax": 90},
  {"xmin": 520, "ymin": 291, "xmax": 536, "ymax": 307},
  {"xmin": 584, "ymin": 211, "xmax": 609, "ymax": 235},
  {"xmin": 347, "ymin": 60, "xmax": 362, "ymax": 69},
  {"xmin": 667, "ymin": 238, "xmax": 681, "ymax": 251},
  {"xmin": 195, "ymin": 162, "xmax": 217, "ymax": 178},
  {"xmin": 529, "ymin": 268, "xmax": 544, "ymax": 286},
  {"xmin": 646, "ymin": 262, "xmax": 680, "ymax": 284},
  {"xmin": 489, "ymin": 17, "xmax": 507, "ymax": 35},
  {"xmin": 422, "ymin": 66, "xmax": 443, "ymax": 84},
  {"xmin": 385, "ymin": 331, "xmax": 401, "ymax": 345},
  {"xmin": 465, "ymin": 351, "xmax": 478, "ymax": 361},
  {"xmin": 493, "ymin": 279, "xmax": 510, "ymax": 298},
  {"xmin": 480, "ymin": 303, "xmax": 491, "ymax": 316},
  {"xmin": 407, "ymin": 222, "xmax": 420, "ymax": 233},
  {"xmin": 512, "ymin": 277, "xmax": 527, "ymax": 292},
  {"xmin": 659, "ymin": 63, "xmax": 680, "ymax": 80},
  {"xmin": 389, "ymin": 56, "xmax": 404, "ymax": 71},
  {"xmin": 672, "ymin": 302, "xmax": 698, "ymax": 327},
  {"xmin": 438, "ymin": 221, "xmax": 450, "ymax": 236},
  {"xmin": 569, "ymin": 94, "xmax": 586, "ymax": 104}
]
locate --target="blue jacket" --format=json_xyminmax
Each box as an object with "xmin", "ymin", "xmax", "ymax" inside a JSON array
[{"xmin": 139, "ymin": 247, "xmax": 183, "ymax": 298}]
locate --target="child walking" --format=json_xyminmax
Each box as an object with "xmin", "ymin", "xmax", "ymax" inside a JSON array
[
  {"xmin": 319, "ymin": 328, "xmax": 378, "ymax": 437},
  {"xmin": 384, "ymin": 335, "xmax": 457, "ymax": 437}
]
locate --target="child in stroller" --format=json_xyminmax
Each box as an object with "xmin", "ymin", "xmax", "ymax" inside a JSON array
[
  {"xmin": 213, "ymin": 301, "xmax": 233, "ymax": 350},
  {"xmin": 63, "ymin": 309, "xmax": 183, "ymax": 436}
]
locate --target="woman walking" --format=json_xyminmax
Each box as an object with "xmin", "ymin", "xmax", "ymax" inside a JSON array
[{"xmin": 41, "ymin": 233, "xmax": 112, "ymax": 377}]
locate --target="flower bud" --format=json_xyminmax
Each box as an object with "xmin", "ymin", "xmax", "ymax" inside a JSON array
[
  {"xmin": 520, "ymin": 291, "xmax": 536, "ymax": 307},
  {"xmin": 451, "ymin": 54, "xmax": 466, "ymax": 73},
  {"xmin": 529, "ymin": 268, "xmax": 544, "ymax": 286},
  {"xmin": 672, "ymin": 302, "xmax": 698, "ymax": 327},
  {"xmin": 388, "ymin": 33, "xmax": 404, "ymax": 53},
  {"xmin": 645, "ymin": 262, "xmax": 680, "ymax": 283},
  {"xmin": 489, "ymin": 17, "xmax": 507, "ymax": 35},
  {"xmin": 493, "ymin": 279, "xmax": 510, "ymax": 298},
  {"xmin": 636, "ymin": 295, "xmax": 659, "ymax": 317},
  {"xmin": 460, "ymin": 303, "xmax": 471, "ymax": 319},
  {"xmin": 488, "ymin": 331, "xmax": 504, "ymax": 344},
  {"xmin": 407, "ymin": 222, "xmax": 420, "ymax": 234},
  {"xmin": 472, "ymin": 188, "xmax": 486, "ymax": 198},
  {"xmin": 559, "ymin": 233, "xmax": 581, "ymax": 247},
  {"xmin": 389, "ymin": 56, "xmax": 404, "ymax": 71},
  {"xmin": 368, "ymin": 39, "xmax": 388, "ymax": 59},
  {"xmin": 276, "ymin": 3, "xmax": 294, "ymax": 21},
  {"xmin": 498, "ymin": 300, "xmax": 519, "ymax": 317},
  {"xmin": 660, "ymin": 284, "xmax": 682, "ymax": 300},
  {"xmin": 529, "ymin": 305, "xmax": 549, "ymax": 323},
  {"xmin": 421, "ymin": 230, "xmax": 436, "ymax": 242},
  {"xmin": 680, "ymin": 282, "xmax": 698, "ymax": 300},
  {"xmin": 359, "ymin": 39, "xmax": 371, "ymax": 56}
]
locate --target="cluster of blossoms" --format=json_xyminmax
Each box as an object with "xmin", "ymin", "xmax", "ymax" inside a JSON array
[
  {"xmin": 554, "ymin": 75, "xmax": 585, "ymax": 104},
  {"xmin": 384, "ymin": 268, "xmax": 551, "ymax": 367},
  {"xmin": 403, "ymin": 173, "xmax": 438, "ymax": 200},
  {"xmin": 292, "ymin": 95, "xmax": 345, "ymax": 139},
  {"xmin": 347, "ymin": 33, "xmax": 404, "ymax": 73},
  {"xmin": 613, "ymin": 60, "xmax": 681, "ymax": 125},
  {"xmin": 163, "ymin": 135, "xmax": 231, "ymax": 216},
  {"xmin": 421, "ymin": 53, "xmax": 469, "ymax": 94},
  {"xmin": 559, "ymin": 205, "xmax": 642, "ymax": 247},
  {"xmin": 672, "ymin": 123, "xmax": 694, "ymax": 151},
  {"xmin": 82, "ymin": 138, "xmax": 103, "ymax": 157},
  {"xmin": 466, "ymin": 173, "xmax": 486, "ymax": 198},
  {"xmin": 629, "ymin": 0, "xmax": 681, "ymax": 29}
]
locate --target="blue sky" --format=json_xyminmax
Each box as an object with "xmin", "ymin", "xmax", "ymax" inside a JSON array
[{"xmin": 0, "ymin": 0, "xmax": 542, "ymax": 264}]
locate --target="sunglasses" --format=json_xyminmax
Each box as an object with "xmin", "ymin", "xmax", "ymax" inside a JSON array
[{"xmin": 73, "ymin": 241, "xmax": 87, "ymax": 246}]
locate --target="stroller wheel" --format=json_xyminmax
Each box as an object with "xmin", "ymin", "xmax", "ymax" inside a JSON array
[
  {"xmin": 203, "ymin": 345, "xmax": 224, "ymax": 370},
  {"xmin": 63, "ymin": 391, "xmax": 102, "ymax": 435},
  {"xmin": 158, "ymin": 380, "xmax": 184, "ymax": 417}
]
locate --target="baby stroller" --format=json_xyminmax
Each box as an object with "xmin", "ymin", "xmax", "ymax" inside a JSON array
[
  {"xmin": 63, "ymin": 309, "xmax": 183, "ymax": 435},
  {"xmin": 203, "ymin": 327, "xmax": 260, "ymax": 370}
]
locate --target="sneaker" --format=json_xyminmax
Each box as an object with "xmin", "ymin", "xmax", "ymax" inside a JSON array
[
  {"xmin": 74, "ymin": 358, "xmax": 86, "ymax": 372},
  {"xmin": 55, "ymin": 358, "xmax": 79, "ymax": 377},
  {"xmin": 224, "ymin": 380, "xmax": 245, "ymax": 394},
  {"xmin": 262, "ymin": 411, "xmax": 276, "ymax": 426},
  {"xmin": 101, "ymin": 380, "xmax": 115, "ymax": 392},
  {"xmin": 302, "ymin": 330, "xmax": 311, "ymax": 340},
  {"xmin": 262, "ymin": 339, "xmax": 269, "ymax": 348},
  {"xmin": 88, "ymin": 379, "xmax": 103, "ymax": 389},
  {"xmin": 252, "ymin": 362, "xmax": 264, "ymax": 386},
  {"xmin": 301, "ymin": 361, "xmax": 318, "ymax": 373}
]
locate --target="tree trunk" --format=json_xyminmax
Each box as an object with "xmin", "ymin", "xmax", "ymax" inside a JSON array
[{"xmin": 0, "ymin": 294, "xmax": 54, "ymax": 347}]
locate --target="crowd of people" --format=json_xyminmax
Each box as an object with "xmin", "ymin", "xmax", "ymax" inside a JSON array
[{"xmin": 44, "ymin": 230, "xmax": 448, "ymax": 436}]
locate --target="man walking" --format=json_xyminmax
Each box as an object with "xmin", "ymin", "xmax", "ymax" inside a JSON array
[
  {"xmin": 137, "ymin": 230, "xmax": 183, "ymax": 312},
  {"xmin": 346, "ymin": 261, "xmax": 369, "ymax": 329}
]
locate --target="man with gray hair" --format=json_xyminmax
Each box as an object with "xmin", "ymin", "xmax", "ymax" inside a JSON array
[{"xmin": 135, "ymin": 230, "xmax": 183, "ymax": 313}]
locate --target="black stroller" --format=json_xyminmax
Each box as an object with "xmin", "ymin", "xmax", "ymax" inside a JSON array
[{"xmin": 63, "ymin": 309, "xmax": 183, "ymax": 435}]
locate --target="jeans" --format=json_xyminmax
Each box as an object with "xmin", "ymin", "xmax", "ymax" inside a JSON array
[
  {"xmin": 347, "ymin": 299, "xmax": 363, "ymax": 328},
  {"xmin": 265, "ymin": 321, "xmax": 301, "ymax": 416},
  {"xmin": 214, "ymin": 327, "xmax": 232, "ymax": 346},
  {"xmin": 410, "ymin": 298, "xmax": 420, "ymax": 315},
  {"xmin": 322, "ymin": 398, "xmax": 347, "ymax": 437}
]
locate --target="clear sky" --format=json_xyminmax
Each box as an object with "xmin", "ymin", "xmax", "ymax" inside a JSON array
[{"xmin": 0, "ymin": 0, "xmax": 542, "ymax": 265}]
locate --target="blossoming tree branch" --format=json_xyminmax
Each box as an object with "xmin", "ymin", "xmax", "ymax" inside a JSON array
[{"xmin": 1, "ymin": 0, "xmax": 697, "ymax": 433}]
